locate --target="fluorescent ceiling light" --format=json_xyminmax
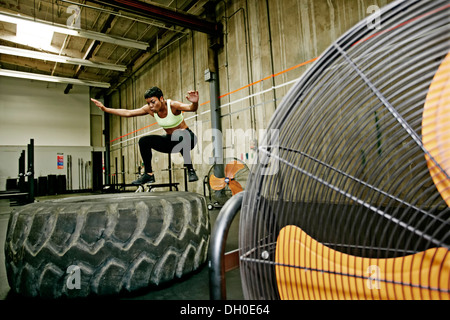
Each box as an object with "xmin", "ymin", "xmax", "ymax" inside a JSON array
[
  {"xmin": 0, "ymin": 45, "xmax": 127, "ymax": 72},
  {"xmin": 0, "ymin": 12, "xmax": 149, "ymax": 50},
  {"xmin": 16, "ymin": 20, "xmax": 54, "ymax": 48},
  {"xmin": 0, "ymin": 68, "xmax": 110, "ymax": 88}
]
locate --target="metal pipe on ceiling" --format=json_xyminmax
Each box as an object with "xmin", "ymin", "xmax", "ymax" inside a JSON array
[
  {"xmin": 59, "ymin": 0, "xmax": 188, "ymax": 34},
  {"xmin": 88, "ymin": 0, "xmax": 221, "ymax": 35}
]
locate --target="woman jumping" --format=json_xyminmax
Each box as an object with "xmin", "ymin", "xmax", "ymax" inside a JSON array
[{"xmin": 91, "ymin": 86, "xmax": 199, "ymax": 185}]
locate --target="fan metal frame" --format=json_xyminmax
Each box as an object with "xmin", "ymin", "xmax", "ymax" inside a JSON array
[{"xmin": 239, "ymin": 0, "xmax": 450, "ymax": 300}]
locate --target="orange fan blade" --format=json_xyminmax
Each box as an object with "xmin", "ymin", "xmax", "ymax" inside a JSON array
[
  {"xmin": 275, "ymin": 225, "xmax": 450, "ymax": 300},
  {"xmin": 209, "ymin": 174, "xmax": 226, "ymax": 191},
  {"xmin": 225, "ymin": 161, "xmax": 245, "ymax": 179},
  {"xmin": 422, "ymin": 51, "xmax": 450, "ymax": 207},
  {"xmin": 228, "ymin": 179, "xmax": 243, "ymax": 195}
]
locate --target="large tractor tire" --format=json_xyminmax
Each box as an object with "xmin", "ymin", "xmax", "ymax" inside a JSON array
[{"xmin": 4, "ymin": 192, "xmax": 210, "ymax": 298}]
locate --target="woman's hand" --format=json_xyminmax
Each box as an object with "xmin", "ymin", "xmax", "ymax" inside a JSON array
[
  {"xmin": 91, "ymin": 98, "xmax": 106, "ymax": 111},
  {"xmin": 185, "ymin": 90, "xmax": 199, "ymax": 104}
]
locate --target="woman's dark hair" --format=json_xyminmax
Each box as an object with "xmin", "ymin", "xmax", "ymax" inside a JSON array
[{"xmin": 144, "ymin": 86, "xmax": 164, "ymax": 99}]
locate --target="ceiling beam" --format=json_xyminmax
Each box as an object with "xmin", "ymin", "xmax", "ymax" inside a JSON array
[
  {"xmin": 0, "ymin": 68, "xmax": 111, "ymax": 88},
  {"xmin": 0, "ymin": 11, "xmax": 149, "ymax": 50},
  {"xmin": 0, "ymin": 45, "xmax": 127, "ymax": 72},
  {"xmin": 88, "ymin": 0, "xmax": 221, "ymax": 35},
  {"xmin": 64, "ymin": 13, "xmax": 118, "ymax": 94}
]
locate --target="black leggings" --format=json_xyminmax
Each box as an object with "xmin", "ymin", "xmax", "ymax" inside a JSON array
[{"xmin": 138, "ymin": 128, "xmax": 197, "ymax": 173}]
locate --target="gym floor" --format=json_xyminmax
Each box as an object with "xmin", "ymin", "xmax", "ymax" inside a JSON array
[{"xmin": 0, "ymin": 194, "xmax": 244, "ymax": 300}]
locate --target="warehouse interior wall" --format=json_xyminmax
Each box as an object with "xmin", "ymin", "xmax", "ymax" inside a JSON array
[
  {"xmin": 104, "ymin": 0, "xmax": 394, "ymax": 194},
  {"xmin": 0, "ymin": 0, "xmax": 395, "ymax": 194},
  {"xmin": 0, "ymin": 76, "xmax": 100, "ymax": 191}
]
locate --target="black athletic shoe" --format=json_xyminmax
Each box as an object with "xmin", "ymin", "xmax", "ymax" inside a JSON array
[
  {"xmin": 132, "ymin": 173, "xmax": 155, "ymax": 185},
  {"xmin": 188, "ymin": 169, "xmax": 198, "ymax": 182}
]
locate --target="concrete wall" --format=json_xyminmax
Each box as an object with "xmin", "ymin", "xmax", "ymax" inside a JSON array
[
  {"xmin": 0, "ymin": 77, "xmax": 90, "ymax": 146},
  {"xmin": 0, "ymin": 77, "xmax": 102, "ymax": 191},
  {"xmin": 105, "ymin": 0, "xmax": 394, "ymax": 194}
]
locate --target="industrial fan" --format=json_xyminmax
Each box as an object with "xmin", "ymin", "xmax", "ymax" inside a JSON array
[
  {"xmin": 206, "ymin": 158, "xmax": 249, "ymax": 210},
  {"xmin": 238, "ymin": 0, "xmax": 450, "ymax": 300}
]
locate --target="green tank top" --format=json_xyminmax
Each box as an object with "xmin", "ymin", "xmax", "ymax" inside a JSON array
[{"xmin": 154, "ymin": 99, "xmax": 184, "ymax": 129}]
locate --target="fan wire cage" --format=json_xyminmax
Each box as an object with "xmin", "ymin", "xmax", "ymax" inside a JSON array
[{"xmin": 239, "ymin": 0, "xmax": 450, "ymax": 300}]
